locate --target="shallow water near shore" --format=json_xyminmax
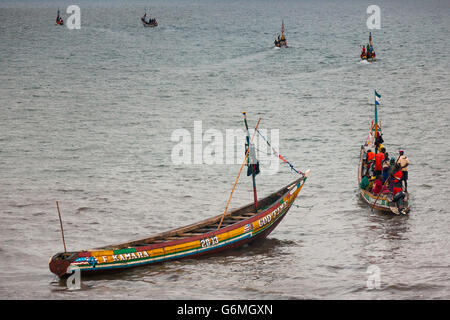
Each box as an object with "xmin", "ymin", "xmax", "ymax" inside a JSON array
[{"xmin": 0, "ymin": 0, "xmax": 449, "ymax": 299}]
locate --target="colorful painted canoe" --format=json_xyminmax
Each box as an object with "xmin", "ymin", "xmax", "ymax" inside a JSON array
[
  {"xmin": 358, "ymin": 146, "xmax": 410, "ymax": 214},
  {"xmin": 49, "ymin": 171, "xmax": 310, "ymax": 278}
]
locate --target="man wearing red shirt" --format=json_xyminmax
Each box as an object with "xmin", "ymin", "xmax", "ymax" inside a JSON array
[
  {"xmin": 392, "ymin": 165, "xmax": 403, "ymax": 196},
  {"xmin": 374, "ymin": 147, "xmax": 386, "ymax": 177}
]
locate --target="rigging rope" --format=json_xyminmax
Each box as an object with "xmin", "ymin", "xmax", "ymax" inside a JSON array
[{"xmin": 255, "ymin": 129, "xmax": 304, "ymax": 176}]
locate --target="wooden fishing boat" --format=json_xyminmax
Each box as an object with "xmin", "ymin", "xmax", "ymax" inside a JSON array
[
  {"xmin": 141, "ymin": 17, "xmax": 158, "ymax": 27},
  {"xmin": 274, "ymin": 20, "xmax": 288, "ymax": 48},
  {"xmin": 55, "ymin": 9, "xmax": 64, "ymax": 25},
  {"xmin": 360, "ymin": 32, "xmax": 376, "ymax": 62},
  {"xmin": 274, "ymin": 39, "xmax": 287, "ymax": 48},
  {"xmin": 361, "ymin": 57, "xmax": 376, "ymax": 63},
  {"xmin": 358, "ymin": 91, "xmax": 410, "ymax": 215},
  {"xmin": 49, "ymin": 114, "xmax": 310, "ymax": 278},
  {"xmin": 49, "ymin": 173, "xmax": 309, "ymax": 278},
  {"xmin": 358, "ymin": 147, "xmax": 409, "ymax": 214}
]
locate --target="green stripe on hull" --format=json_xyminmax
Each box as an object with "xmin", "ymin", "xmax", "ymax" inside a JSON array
[{"xmin": 113, "ymin": 248, "xmax": 136, "ymax": 255}]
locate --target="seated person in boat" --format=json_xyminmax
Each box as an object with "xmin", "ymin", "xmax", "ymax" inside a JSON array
[
  {"xmin": 361, "ymin": 46, "xmax": 366, "ymax": 59},
  {"xmin": 372, "ymin": 175, "xmax": 383, "ymax": 195},
  {"xmin": 382, "ymin": 153, "xmax": 390, "ymax": 183},
  {"xmin": 360, "ymin": 172, "xmax": 370, "ymax": 190},
  {"xmin": 368, "ymin": 176, "xmax": 375, "ymax": 191},
  {"xmin": 369, "ymin": 45, "xmax": 375, "ymax": 58},
  {"xmin": 274, "ymin": 34, "xmax": 280, "ymax": 46}
]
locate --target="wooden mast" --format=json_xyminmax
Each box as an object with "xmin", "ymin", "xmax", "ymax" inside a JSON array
[
  {"xmin": 243, "ymin": 112, "xmax": 258, "ymax": 212},
  {"xmin": 56, "ymin": 201, "xmax": 67, "ymax": 253},
  {"xmin": 217, "ymin": 117, "xmax": 261, "ymax": 230},
  {"xmin": 374, "ymin": 89, "xmax": 380, "ymax": 154}
]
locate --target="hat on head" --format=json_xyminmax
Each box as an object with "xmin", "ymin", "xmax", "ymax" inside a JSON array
[{"xmin": 399, "ymin": 150, "xmax": 404, "ymax": 155}]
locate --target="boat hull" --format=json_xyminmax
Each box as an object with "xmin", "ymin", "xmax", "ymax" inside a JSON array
[
  {"xmin": 141, "ymin": 18, "xmax": 158, "ymax": 27},
  {"xmin": 275, "ymin": 40, "xmax": 287, "ymax": 48},
  {"xmin": 50, "ymin": 175, "xmax": 308, "ymax": 277},
  {"xmin": 358, "ymin": 146, "xmax": 409, "ymax": 214}
]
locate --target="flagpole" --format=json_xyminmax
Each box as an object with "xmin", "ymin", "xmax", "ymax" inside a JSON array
[
  {"xmin": 374, "ymin": 90, "xmax": 379, "ymax": 154},
  {"xmin": 374, "ymin": 89, "xmax": 378, "ymax": 126},
  {"xmin": 217, "ymin": 117, "xmax": 261, "ymax": 230},
  {"xmin": 243, "ymin": 112, "xmax": 258, "ymax": 211}
]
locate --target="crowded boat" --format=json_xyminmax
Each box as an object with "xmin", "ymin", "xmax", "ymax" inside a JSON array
[
  {"xmin": 358, "ymin": 91, "xmax": 410, "ymax": 214},
  {"xmin": 361, "ymin": 32, "xmax": 376, "ymax": 61},
  {"xmin": 274, "ymin": 20, "xmax": 287, "ymax": 48}
]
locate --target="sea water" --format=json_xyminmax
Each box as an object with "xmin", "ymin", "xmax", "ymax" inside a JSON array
[{"xmin": 0, "ymin": 0, "xmax": 449, "ymax": 299}]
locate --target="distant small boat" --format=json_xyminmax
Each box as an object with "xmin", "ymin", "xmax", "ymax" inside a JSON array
[
  {"xmin": 361, "ymin": 32, "xmax": 376, "ymax": 62},
  {"xmin": 55, "ymin": 9, "xmax": 64, "ymax": 26},
  {"xmin": 141, "ymin": 13, "xmax": 158, "ymax": 27},
  {"xmin": 274, "ymin": 20, "xmax": 287, "ymax": 48}
]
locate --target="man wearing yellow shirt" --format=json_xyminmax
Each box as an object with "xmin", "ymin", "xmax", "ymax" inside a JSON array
[{"xmin": 396, "ymin": 150, "xmax": 409, "ymax": 192}]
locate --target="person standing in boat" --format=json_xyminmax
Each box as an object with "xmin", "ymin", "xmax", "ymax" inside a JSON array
[
  {"xmin": 364, "ymin": 149, "xmax": 375, "ymax": 176},
  {"xmin": 392, "ymin": 164, "xmax": 406, "ymax": 213},
  {"xmin": 375, "ymin": 133, "xmax": 384, "ymax": 151},
  {"xmin": 360, "ymin": 172, "xmax": 370, "ymax": 190},
  {"xmin": 392, "ymin": 164, "xmax": 403, "ymax": 195},
  {"xmin": 382, "ymin": 152, "xmax": 390, "ymax": 183},
  {"xmin": 374, "ymin": 147, "xmax": 386, "ymax": 177},
  {"xmin": 396, "ymin": 150, "xmax": 409, "ymax": 192}
]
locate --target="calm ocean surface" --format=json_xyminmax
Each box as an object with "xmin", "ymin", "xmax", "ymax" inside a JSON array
[{"xmin": 0, "ymin": 0, "xmax": 449, "ymax": 299}]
